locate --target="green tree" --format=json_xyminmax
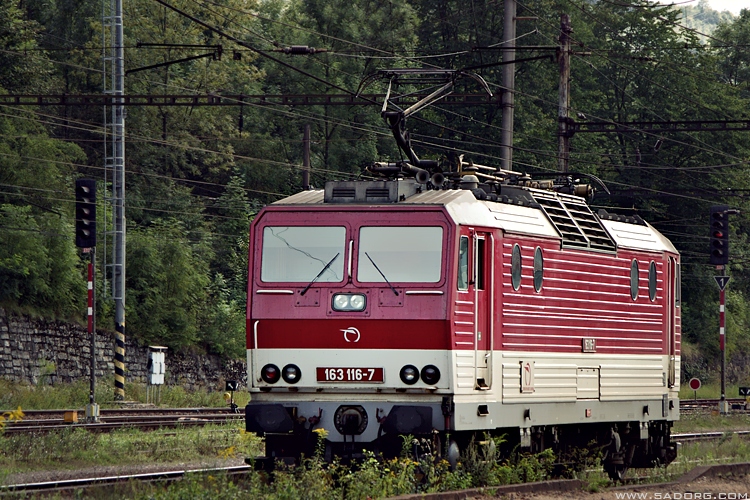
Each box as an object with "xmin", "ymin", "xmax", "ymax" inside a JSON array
[
  {"xmin": 0, "ymin": 85, "xmax": 88, "ymax": 316},
  {"xmin": 0, "ymin": 2, "xmax": 53, "ymax": 92},
  {"xmin": 126, "ymin": 220, "xmax": 211, "ymax": 349},
  {"xmin": 714, "ymin": 10, "xmax": 750, "ymax": 97},
  {"xmin": 255, "ymin": 0, "xmax": 420, "ymax": 182}
]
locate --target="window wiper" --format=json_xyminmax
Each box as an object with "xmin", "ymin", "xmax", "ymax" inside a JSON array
[
  {"xmin": 365, "ymin": 252, "xmax": 399, "ymax": 296},
  {"xmin": 301, "ymin": 253, "xmax": 339, "ymax": 296}
]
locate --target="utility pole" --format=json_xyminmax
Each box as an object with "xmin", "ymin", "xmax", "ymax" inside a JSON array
[
  {"xmin": 303, "ymin": 124, "xmax": 310, "ymax": 190},
  {"xmin": 500, "ymin": 0, "xmax": 516, "ymax": 171},
  {"xmin": 558, "ymin": 14, "xmax": 572, "ymax": 174},
  {"xmin": 104, "ymin": 0, "xmax": 126, "ymax": 400}
]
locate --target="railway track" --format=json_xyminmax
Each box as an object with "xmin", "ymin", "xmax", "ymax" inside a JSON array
[
  {"xmin": 2, "ymin": 407, "xmax": 243, "ymax": 435},
  {"xmin": 679, "ymin": 398, "xmax": 747, "ymax": 412},
  {"xmin": 674, "ymin": 430, "xmax": 750, "ymax": 442},
  {"xmin": 4, "ymin": 401, "xmax": 744, "ymax": 436},
  {"xmin": 4, "ymin": 450, "xmax": 750, "ymax": 496},
  {"xmin": 0, "ymin": 465, "xmax": 252, "ymax": 495},
  {"xmin": 2, "ymin": 429, "xmax": 747, "ymax": 496}
]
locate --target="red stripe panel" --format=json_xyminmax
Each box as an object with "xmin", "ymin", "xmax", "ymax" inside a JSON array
[{"xmin": 248, "ymin": 319, "xmax": 450, "ymax": 350}]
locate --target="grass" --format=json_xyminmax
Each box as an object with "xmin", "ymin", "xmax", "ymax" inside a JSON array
[
  {"xmin": 0, "ymin": 422, "xmax": 263, "ymax": 480},
  {"xmin": 7, "ymin": 425, "xmax": 254, "ymax": 471},
  {"xmin": 674, "ymin": 411, "xmax": 750, "ymax": 433},
  {"xmin": 0, "ymin": 377, "xmax": 250, "ymax": 411}
]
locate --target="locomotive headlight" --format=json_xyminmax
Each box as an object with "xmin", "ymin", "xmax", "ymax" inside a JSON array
[
  {"xmin": 261, "ymin": 364, "xmax": 281, "ymax": 384},
  {"xmin": 400, "ymin": 365, "xmax": 420, "ymax": 385},
  {"xmin": 282, "ymin": 364, "xmax": 301, "ymax": 384},
  {"xmin": 420, "ymin": 365, "xmax": 441, "ymax": 385},
  {"xmin": 349, "ymin": 294, "xmax": 366, "ymax": 310},
  {"xmin": 332, "ymin": 293, "xmax": 366, "ymax": 311}
]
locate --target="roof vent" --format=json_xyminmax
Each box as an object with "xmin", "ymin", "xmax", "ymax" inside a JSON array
[
  {"xmin": 533, "ymin": 191, "xmax": 616, "ymax": 252},
  {"xmin": 324, "ymin": 180, "xmax": 418, "ymax": 203}
]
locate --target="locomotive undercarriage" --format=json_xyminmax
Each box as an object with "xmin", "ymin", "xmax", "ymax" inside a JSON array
[
  {"xmin": 246, "ymin": 399, "xmax": 677, "ymax": 481},
  {"xmin": 517, "ymin": 420, "xmax": 677, "ymax": 481}
]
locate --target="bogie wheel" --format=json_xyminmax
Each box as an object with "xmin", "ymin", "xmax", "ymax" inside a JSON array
[
  {"xmin": 605, "ymin": 462, "xmax": 628, "ymax": 482},
  {"xmin": 446, "ymin": 439, "xmax": 460, "ymax": 470},
  {"xmin": 602, "ymin": 427, "xmax": 628, "ymax": 482}
]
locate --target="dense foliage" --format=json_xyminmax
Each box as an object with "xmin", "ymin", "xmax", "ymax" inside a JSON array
[{"xmin": 2, "ymin": 0, "xmax": 750, "ymax": 375}]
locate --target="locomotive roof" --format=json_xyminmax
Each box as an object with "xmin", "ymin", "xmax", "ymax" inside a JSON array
[{"xmin": 271, "ymin": 186, "xmax": 676, "ymax": 255}]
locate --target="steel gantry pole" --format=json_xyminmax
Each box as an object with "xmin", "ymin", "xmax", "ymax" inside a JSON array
[
  {"xmin": 104, "ymin": 0, "xmax": 126, "ymax": 400},
  {"xmin": 113, "ymin": 0, "xmax": 126, "ymax": 401}
]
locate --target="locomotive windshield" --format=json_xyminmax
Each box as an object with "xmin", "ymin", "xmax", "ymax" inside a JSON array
[
  {"xmin": 261, "ymin": 226, "xmax": 346, "ymax": 283},
  {"xmin": 357, "ymin": 226, "xmax": 443, "ymax": 283}
]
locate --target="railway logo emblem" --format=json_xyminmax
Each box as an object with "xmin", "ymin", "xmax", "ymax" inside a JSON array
[
  {"xmin": 520, "ymin": 360, "xmax": 535, "ymax": 393},
  {"xmin": 341, "ymin": 327, "xmax": 361, "ymax": 343}
]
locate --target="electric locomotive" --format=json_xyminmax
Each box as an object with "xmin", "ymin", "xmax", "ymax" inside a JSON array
[{"xmin": 244, "ymin": 160, "xmax": 680, "ymax": 480}]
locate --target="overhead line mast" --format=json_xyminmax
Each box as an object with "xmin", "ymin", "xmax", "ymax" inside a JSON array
[
  {"xmin": 103, "ymin": 0, "xmax": 126, "ymax": 401},
  {"xmin": 500, "ymin": 0, "xmax": 516, "ymax": 172}
]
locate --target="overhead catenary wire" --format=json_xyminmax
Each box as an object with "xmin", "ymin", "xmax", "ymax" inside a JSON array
[
  {"xmin": 5, "ymin": 0, "xmax": 748, "ymax": 184},
  {"xmin": 5, "ymin": 0, "xmax": 748, "ymax": 236}
]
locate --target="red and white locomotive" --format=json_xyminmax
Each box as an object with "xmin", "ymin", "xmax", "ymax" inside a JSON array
[{"xmin": 244, "ymin": 157, "xmax": 680, "ymax": 479}]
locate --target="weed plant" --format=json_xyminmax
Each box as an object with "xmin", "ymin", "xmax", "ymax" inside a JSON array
[
  {"xmin": 118, "ymin": 432, "xmax": 556, "ymax": 499},
  {"xmin": 6, "ymin": 427, "xmax": 750, "ymax": 498}
]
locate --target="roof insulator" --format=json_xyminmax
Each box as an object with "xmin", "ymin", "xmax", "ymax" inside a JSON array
[{"xmin": 281, "ymin": 45, "xmax": 323, "ymax": 55}]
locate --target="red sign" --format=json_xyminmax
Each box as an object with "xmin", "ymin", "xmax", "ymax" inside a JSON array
[
  {"xmin": 688, "ymin": 377, "xmax": 701, "ymax": 391},
  {"xmin": 317, "ymin": 367, "xmax": 384, "ymax": 383}
]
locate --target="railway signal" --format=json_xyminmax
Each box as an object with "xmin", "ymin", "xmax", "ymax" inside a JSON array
[
  {"xmin": 688, "ymin": 377, "xmax": 701, "ymax": 401},
  {"xmin": 75, "ymin": 179, "xmax": 97, "ymax": 248},
  {"xmin": 708, "ymin": 206, "xmax": 739, "ymax": 414},
  {"xmin": 709, "ymin": 205, "xmax": 729, "ymax": 266}
]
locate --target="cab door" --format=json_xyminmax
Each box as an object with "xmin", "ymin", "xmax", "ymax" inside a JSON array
[
  {"xmin": 471, "ymin": 230, "xmax": 493, "ymax": 389},
  {"xmin": 667, "ymin": 257, "xmax": 678, "ymax": 387}
]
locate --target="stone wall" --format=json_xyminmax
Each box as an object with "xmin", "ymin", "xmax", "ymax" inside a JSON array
[{"xmin": 0, "ymin": 308, "xmax": 246, "ymax": 391}]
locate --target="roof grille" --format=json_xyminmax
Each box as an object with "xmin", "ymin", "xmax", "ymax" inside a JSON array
[
  {"xmin": 331, "ymin": 187, "xmax": 356, "ymax": 199},
  {"xmin": 597, "ymin": 209, "xmax": 647, "ymax": 226},
  {"xmin": 533, "ymin": 192, "xmax": 616, "ymax": 252},
  {"xmin": 365, "ymin": 188, "xmax": 390, "ymax": 198},
  {"xmin": 324, "ymin": 180, "xmax": 419, "ymax": 203}
]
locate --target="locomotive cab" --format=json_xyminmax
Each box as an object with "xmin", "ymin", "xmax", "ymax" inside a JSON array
[{"xmin": 246, "ymin": 180, "xmax": 460, "ymax": 463}]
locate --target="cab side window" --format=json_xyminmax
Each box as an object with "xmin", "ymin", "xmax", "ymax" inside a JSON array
[{"xmin": 458, "ymin": 236, "xmax": 469, "ymax": 290}]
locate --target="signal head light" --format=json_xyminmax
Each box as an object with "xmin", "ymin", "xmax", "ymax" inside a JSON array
[
  {"xmin": 261, "ymin": 364, "xmax": 280, "ymax": 384},
  {"xmin": 400, "ymin": 365, "xmax": 419, "ymax": 385},
  {"xmin": 420, "ymin": 365, "xmax": 441, "ymax": 385},
  {"xmin": 282, "ymin": 364, "xmax": 301, "ymax": 384},
  {"xmin": 332, "ymin": 293, "xmax": 366, "ymax": 311}
]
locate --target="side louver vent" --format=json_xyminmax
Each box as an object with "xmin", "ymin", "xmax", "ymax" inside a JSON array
[
  {"xmin": 365, "ymin": 188, "xmax": 391, "ymax": 198},
  {"xmin": 533, "ymin": 192, "xmax": 616, "ymax": 252},
  {"xmin": 331, "ymin": 188, "xmax": 356, "ymax": 199}
]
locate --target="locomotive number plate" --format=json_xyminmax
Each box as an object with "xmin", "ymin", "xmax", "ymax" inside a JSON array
[{"xmin": 317, "ymin": 367, "xmax": 384, "ymax": 383}]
